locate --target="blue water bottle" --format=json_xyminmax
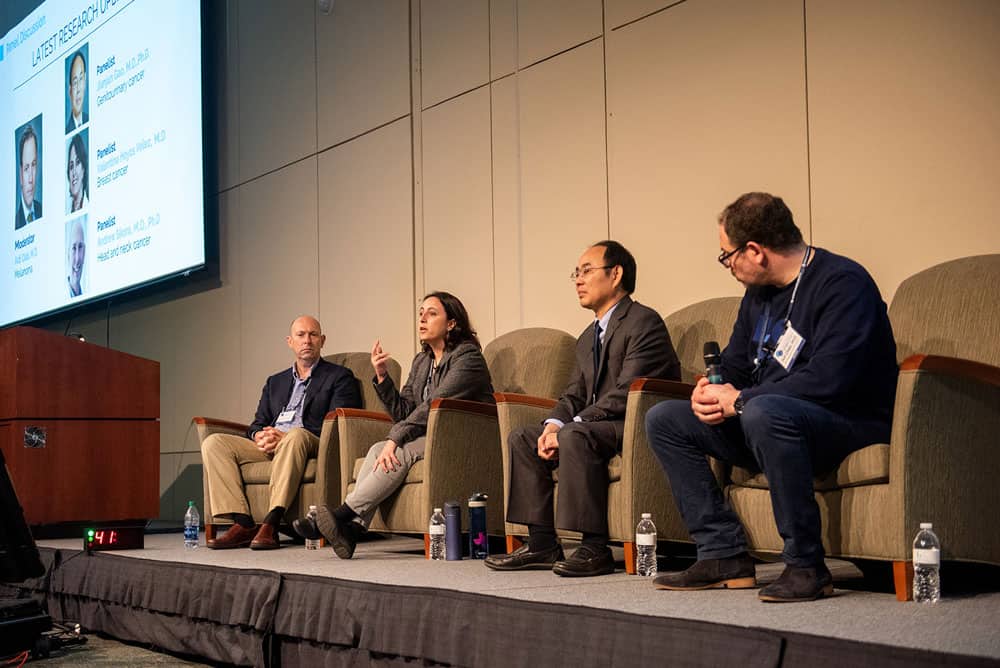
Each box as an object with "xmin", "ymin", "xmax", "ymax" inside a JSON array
[
  {"xmin": 468, "ymin": 492, "xmax": 488, "ymax": 559},
  {"xmin": 444, "ymin": 501, "xmax": 462, "ymax": 561}
]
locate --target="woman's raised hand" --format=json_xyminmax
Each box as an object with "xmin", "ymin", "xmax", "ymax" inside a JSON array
[{"xmin": 371, "ymin": 339, "xmax": 391, "ymax": 383}]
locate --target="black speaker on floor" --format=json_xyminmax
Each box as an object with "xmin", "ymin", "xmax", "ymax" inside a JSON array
[{"xmin": 0, "ymin": 448, "xmax": 51, "ymax": 658}]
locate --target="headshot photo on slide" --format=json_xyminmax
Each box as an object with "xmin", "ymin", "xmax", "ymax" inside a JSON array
[
  {"xmin": 15, "ymin": 116, "xmax": 43, "ymax": 231},
  {"xmin": 66, "ymin": 216, "xmax": 88, "ymax": 298},
  {"xmin": 67, "ymin": 130, "xmax": 90, "ymax": 214},
  {"xmin": 66, "ymin": 45, "xmax": 90, "ymax": 134}
]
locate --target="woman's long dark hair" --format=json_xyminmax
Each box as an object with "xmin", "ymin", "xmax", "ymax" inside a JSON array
[{"xmin": 421, "ymin": 291, "xmax": 481, "ymax": 352}]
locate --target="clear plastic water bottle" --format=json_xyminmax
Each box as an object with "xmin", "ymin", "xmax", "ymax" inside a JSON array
[
  {"xmin": 635, "ymin": 512, "xmax": 657, "ymax": 577},
  {"xmin": 305, "ymin": 505, "xmax": 321, "ymax": 550},
  {"xmin": 183, "ymin": 501, "xmax": 200, "ymax": 549},
  {"xmin": 913, "ymin": 522, "xmax": 941, "ymax": 603},
  {"xmin": 429, "ymin": 507, "xmax": 446, "ymax": 561}
]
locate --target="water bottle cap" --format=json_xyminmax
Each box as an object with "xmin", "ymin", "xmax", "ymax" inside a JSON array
[
  {"xmin": 309, "ymin": 505, "xmax": 318, "ymax": 511},
  {"xmin": 433, "ymin": 507, "xmax": 442, "ymax": 512},
  {"xmin": 641, "ymin": 513, "xmax": 651, "ymax": 519},
  {"xmin": 188, "ymin": 500, "xmax": 194, "ymax": 506},
  {"xmin": 920, "ymin": 522, "xmax": 932, "ymax": 529}
]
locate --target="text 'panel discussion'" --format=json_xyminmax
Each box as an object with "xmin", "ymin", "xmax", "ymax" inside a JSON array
[{"xmin": 1, "ymin": 1, "xmax": 998, "ymax": 666}]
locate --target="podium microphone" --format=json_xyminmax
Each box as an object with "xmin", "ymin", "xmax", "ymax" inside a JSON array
[{"xmin": 703, "ymin": 341, "xmax": 723, "ymax": 384}]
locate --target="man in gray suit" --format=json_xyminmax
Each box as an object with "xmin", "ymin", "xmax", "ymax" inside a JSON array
[{"xmin": 485, "ymin": 241, "xmax": 680, "ymax": 577}]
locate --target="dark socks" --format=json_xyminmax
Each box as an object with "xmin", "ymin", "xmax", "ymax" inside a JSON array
[
  {"xmin": 333, "ymin": 503, "xmax": 357, "ymax": 524},
  {"xmin": 263, "ymin": 506, "xmax": 285, "ymax": 528},
  {"xmin": 231, "ymin": 513, "xmax": 254, "ymax": 529},
  {"xmin": 581, "ymin": 532, "xmax": 609, "ymax": 550},
  {"xmin": 527, "ymin": 525, "xmax": 558, "ymax": 552}
]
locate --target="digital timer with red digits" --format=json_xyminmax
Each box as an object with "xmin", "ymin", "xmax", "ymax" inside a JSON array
[{"xmin": 84, "ymin": 527, "xmax": 144, "ymax": 551}]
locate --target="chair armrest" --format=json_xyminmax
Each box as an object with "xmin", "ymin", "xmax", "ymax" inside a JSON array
[
  {"xmin": 191, "ymin": 416, "xmax": 249, "ymax": 442},
  {"xmin": 424, "ymin": 399, "xmax": 504, "ymax": 533},
  {"xmin": 890, "ymin": 354, "xmax": 1000, "ymax": 563},
  {"xmin": 333, "ymin": 408, "xmax": 393, "ymax": 497},
  {"xmin": 628, "ymin": 378, "xmax": 696, "ymax": 398},
  {"xmin": 899, "ymin": 354, "xmax": 1000, "ymax": 387},
  {"xmin": 617, "ymin": 381, "xmax": 699, "ymax": 542}
]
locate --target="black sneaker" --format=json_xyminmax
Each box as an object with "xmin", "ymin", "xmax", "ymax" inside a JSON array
[
  {"xmin": 758, "ymin": 563, "xmax": 833, "ymax": 602},
  {"xmin": 653, "ymin": 553, "xmax": 757, "ymax": 590}
]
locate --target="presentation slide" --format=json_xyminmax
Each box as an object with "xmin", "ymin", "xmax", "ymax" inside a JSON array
[{"xmin": 1, "ymin": 0, "xmax": 205, "ymax": 327}]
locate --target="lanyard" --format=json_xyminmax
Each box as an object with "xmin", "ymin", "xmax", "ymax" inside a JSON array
[{"xmin": 753, "ymin": 246, "xmax": 811, "ymax": 373}]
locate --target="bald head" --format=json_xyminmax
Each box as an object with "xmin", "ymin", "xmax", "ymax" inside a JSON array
[{"xmin": 287, "ymin": 315, "xmax": 325, "ymax": 371}]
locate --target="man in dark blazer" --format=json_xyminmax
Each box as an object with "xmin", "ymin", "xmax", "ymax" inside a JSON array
[
  {"xmin": 485, "ymin": 241, "xmax": 680, "ymax": 576},
  {"xmin": 202, "ymin": 315, "xmax": 361, "ymax": 550},
  {"xmin": 15, "ymin": 127, "xmax": 42, "ymax": 231}
]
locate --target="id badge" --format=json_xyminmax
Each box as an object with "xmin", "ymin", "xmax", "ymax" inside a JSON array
[
  {"xmin": 276, "ymin": 410, "xmax": 296, "ymax": 423},
  {"xmin": 773, "ymin": 324, "xmax": 805, "ymax": 371}
]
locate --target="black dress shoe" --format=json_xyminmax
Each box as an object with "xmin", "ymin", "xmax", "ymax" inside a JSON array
[
  {"xmin": 315, "ymin": 504, "xmax": 364, "ymax": 559},
  {"xmin": 292, "ymin": 515, "xmax": 321, "ymax": 541},
  {"xmin": 653, "ymin": 553, "xmax": 756, "ymax": 590},
  {"xmin": 758, "ymin": 563, "xmax": 833, "ymax": 602},
  {"xmin": 484, "ymin": 543, "xmax": 564, "ymax": 571},
  {"xmin": 552, "ymin": 544, "xmax": 616, "ymax": 577}
]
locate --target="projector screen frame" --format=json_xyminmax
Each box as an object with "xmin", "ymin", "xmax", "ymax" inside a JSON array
[{"xmin": 2, "ymin": 0, "xmax": 221, "ymax": 331}]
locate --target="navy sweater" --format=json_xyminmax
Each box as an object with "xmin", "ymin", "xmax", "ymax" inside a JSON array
[{"xmin": 720, "ymin": 248, "xmax": 898, "ymax": 424}]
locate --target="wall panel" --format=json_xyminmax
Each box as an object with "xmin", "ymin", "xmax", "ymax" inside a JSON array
[
  {"xmin": 518, "ymin": 40, "xmax": 608, "ymax": 334},
  {"xmin": 807, "ymin": 0, "xmax": 1000, "ymax": 300},
  {"xmin": 238, "ymin": 0, "xmax": 316, "ymax": 182},
  {"xmin": 317, "ymin": 0, "xmax": 410, "ymax": 148},
  {"xmin": 491, "ymin": 77, "xmax": 523, "ymax": 335},
  {"xmin": 238, "ymin": 158, "xmax": 320, "ymax": 413},
  {"xmin": 422, "ymin": 88, "xmax": 495, "ymax": 340},
  {"xmin": 421, "ymin": 0, "xmax": 490, "ymax": 109},
  {"xmin": 517, "ymin": 0, "xmax": 602, "ymax": 68},
  {"xmin": 317, "ymin": 118, "xmax": 415, "ymax": 368},
  {"xmin": 606, "ymin": 0, "xmax": 809, "ymax": 318}
]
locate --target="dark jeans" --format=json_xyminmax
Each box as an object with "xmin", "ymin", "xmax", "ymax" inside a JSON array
[{"xmin": 645, "ymin": 394, "xmax": 889, "ymax": 567}]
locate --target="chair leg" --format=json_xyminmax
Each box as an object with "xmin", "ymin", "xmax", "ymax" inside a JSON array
[
  {"xmin": 893, "ymin": 560, "xmax": 914, "ymax": 601},
  {"xmin": 505, "ymin": 535, "xmax": 523, "ymax": 554},
  {"xmin": 205, "ymin": 524, "xmax": 218, "ymax": 541},
  {"xmin": 424, "ymin": 533, "xmax": 430, "ymax": 559},
  {"xmin": 624, "ymin": 541, "xmax": 637, "ymax": 575}
]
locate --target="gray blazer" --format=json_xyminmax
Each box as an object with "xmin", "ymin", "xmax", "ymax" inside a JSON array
[
  {"xmin": 548, "ymin": 296, "xmax": 680, "ymax": 442},
  {"xmin": 374, "ymin": 341, "xmax": 495, "ymax": 446}
]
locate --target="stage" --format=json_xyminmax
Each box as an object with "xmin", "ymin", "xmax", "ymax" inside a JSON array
[{"xmin": 7, "ymin": 533, "xmax": 999, "ymax": 667}]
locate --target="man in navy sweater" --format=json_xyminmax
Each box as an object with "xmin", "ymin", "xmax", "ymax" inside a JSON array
[{"xmin": 645, "ymin": 192, "xmax": 897, "ymax": 602}]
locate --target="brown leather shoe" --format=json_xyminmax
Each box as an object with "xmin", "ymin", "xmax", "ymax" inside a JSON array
[
  {"xmin": 249, "ymin": 523, "xmax": 280, "ymax": 550},
  {"xmin": 206, "ymin": 523, "xmax": 257, "ymax": 549}
]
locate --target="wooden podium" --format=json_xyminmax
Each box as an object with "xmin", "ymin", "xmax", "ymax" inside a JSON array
[{"xmin": 0, "ymin": 326, "xmax": 159, "ymax": 527}]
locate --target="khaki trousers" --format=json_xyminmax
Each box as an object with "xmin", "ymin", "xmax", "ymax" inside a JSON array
[{"xmin": 201, "ymin": 427, "xmax": 319, "ymax": 520}]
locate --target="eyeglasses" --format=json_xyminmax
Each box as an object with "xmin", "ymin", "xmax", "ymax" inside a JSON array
[
  {"xmin": 717, "ymin": 245, "xmax": 747, "ymax": 267},
  {"xmin": 71, "ymin": 74, "xmax": 86, "ymax": 88},
  {"xmin": 569, "ymin": 265, "xmax": 611, "ymax": 281}
]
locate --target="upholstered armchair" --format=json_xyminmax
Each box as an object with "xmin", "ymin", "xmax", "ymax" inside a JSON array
[
  {"xmin": 194, "ymin": 352, "xmax": 401, "ymax": 539},
  {"xmin": 723, "ymin": 255, "xmax": 1000, "ymax": 600},
  {"xmin": 495, "ymin": 327, "xmax": 698, "ymax": 566},
  {"xmin": 617, "ymin": 297, "xmax": 742, "ymax": 566},
  {"xmin": 339, "ymin": 328, "xmax": 577, "ymax": 554}
]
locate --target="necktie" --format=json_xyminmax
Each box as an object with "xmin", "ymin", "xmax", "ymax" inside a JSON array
[
  {"xmin": 27, "ymin": 211, "xmax": 33, "ymax": 222},
  {"xmin": 592, "ymin": 321, "xmax": 602, "ymax": 385}
]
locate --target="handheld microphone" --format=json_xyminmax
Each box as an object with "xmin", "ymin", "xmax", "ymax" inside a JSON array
[{"xmin": 703, "ymin": 341, "xmax": 723, "ymax": 384}]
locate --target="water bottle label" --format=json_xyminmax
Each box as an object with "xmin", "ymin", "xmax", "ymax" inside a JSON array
[
  {"xmin": 636, "ymin": 533, "xmax": 656, "ymax": 546},
  {"xmin": 913, "ymin": 547, "xmax": 939, "ymax": 566},
  {"xmin": 429, "ymin": 525, "xmax": 445, "ymax": 535}
]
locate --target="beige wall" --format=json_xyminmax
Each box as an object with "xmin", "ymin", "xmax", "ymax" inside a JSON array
[{"xmin": 48, "ymin": 0, "xmax": 1000, "ymax": 519}]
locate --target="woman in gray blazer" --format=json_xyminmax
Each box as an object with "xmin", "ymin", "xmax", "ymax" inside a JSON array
[{"xmin": 294, "ymin": 291, "xmax": 494, "ymax": 558}]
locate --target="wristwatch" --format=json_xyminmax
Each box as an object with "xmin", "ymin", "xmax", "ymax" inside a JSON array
[{"xmin": 734, "ymin": 393, "xmax": 745, "ymax": 417}]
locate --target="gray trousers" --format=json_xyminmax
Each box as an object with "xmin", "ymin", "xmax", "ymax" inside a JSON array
[{"xmin": 344, "ymin": 437, "xmax": 426, "ymax": 527}]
